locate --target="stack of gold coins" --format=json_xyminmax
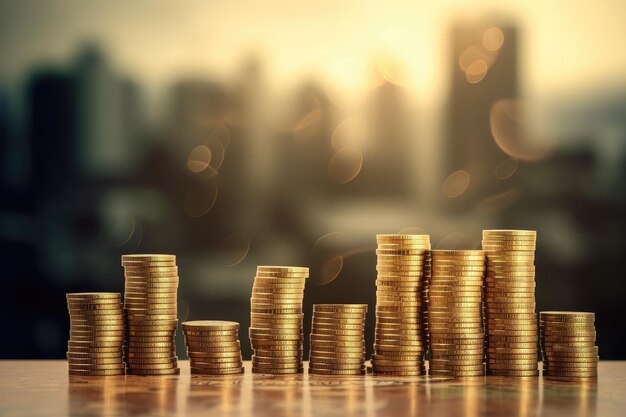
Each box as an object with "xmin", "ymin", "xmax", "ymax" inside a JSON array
[
  {"xmin": 249, "ymin": 265, "xmax": 309, "ymax": 374},
  {"xmin": 122, "ymin": 254, "xmax": 179, "ymax": 376},
  {"xmin": 182, "ymin": 320, "xmax": 244, "ymax": 375},
  {"xmin": 372, "ymin": 234, "xmax": 431, "ymax": 376},
  {"xmin": 428, "ymin": 250, "xmax": 485, "ymax": 377},
  {"xmin": 309, "ymin": 304, "xmax": 368, "ymax": 376},
  {"xmin": 482, "ymin": 230, "xmax": 538, "ymax": 377},
  {"xmin": 540, "ymin": 312, "xmax": 598, "ymax": 381},
  {"xmin": 66, "ymin": 293, "xmax": 125, "ymax": 376}
]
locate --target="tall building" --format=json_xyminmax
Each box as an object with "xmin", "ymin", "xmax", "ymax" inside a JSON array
[
  {"xmin": 74, "ymin": 45, "xmax": 139, "ymax": 178},
  {"xmin": 445, "ymin": 20, "xmax": 519, "ymax": 207},
  {"xmin": 25, "ymin": 69, "xmax": 77, "ymax": 196}
]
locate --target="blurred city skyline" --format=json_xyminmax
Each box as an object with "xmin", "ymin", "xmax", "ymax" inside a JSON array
[
  {"xmin": 0, "ymin": 1, "xmax": 624, "ymax": 360},
  {"xmin": 1, "ymin": 0, "xmax": 626, "ymax": 105}
]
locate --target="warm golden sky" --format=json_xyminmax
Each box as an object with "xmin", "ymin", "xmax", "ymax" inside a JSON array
[{"xmin": 1, "ymin": 0, "xmax": 625, "ymax": 101}]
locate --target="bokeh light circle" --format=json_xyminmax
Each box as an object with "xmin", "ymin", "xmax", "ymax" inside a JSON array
[
  {"xmin": 490, "ymin": 99, "xmax": 552, "ymax": 161},
  {"xmin": 331, "ymin": 116, "xmax": 367, "ymax": 150},
  {"xmin": 442, "ymin": 170, "xmax": 470, "ymax": 198},
  {"xmin": 465, "ymin": 60, "xmax": 489, "ymax": 84},
  {"xmin": 483, "ymin": 27, "xmax": 505, "ymax": 51},
  {"xmin": 184, "ymin": 179, "xmax": 218, "ymax": 218},
  {"xmin": 310, "ymin": 232, "xmax": 352, "ymax": 286},
  {"xmin": 218, "ymin": 233, "xmax": 251, "ymax": 267},
  {"xmin": 108, "ymin": 219, "xmax": 136, "ymax": 247},
  {"xmin": 494, "ymin": 158, "xmax": 519, "ymax": 179},
  {"xmin": 187, "ymin": 145, "xmax": 212, "ymax": 173},
  {"xmin": 328, "ymin": 147, "xmax": 363, "ymax": 184}
]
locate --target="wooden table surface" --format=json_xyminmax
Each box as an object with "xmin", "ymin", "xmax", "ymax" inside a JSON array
[{"xmin": 0, "ymin": 361, "xmax": 623, "ymax": 417}]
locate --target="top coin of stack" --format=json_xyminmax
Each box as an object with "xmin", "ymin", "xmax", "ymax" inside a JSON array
[
  {"xmin": 249, "ymin": 265, "xmax": 309, "ymax": 374},
  {"xmin": 428, "ymin": 250, "xmax": 485, "ymax": 377},
  {"xmin": 540, "ymin": 311, "xmax": 598, "ymax": 381},
  {"xmin": 122, "ymin": 254, "xmax": 180, "ymax": 376},
  {"xmin": 372, "ymin": 234, "xmax": 431, "ymax": 376},
  {"xmin": 182, "ymin": 320, "xmax": 244, "ymax": 375},
  {"xmin": 66, "ymin": 293, "xmax": 125, "ymax": 376},
  {"xmin": 309, "ymin": 304, "xmax": 368, "ymax": 376},
  {"xmin": 482, "ymin": 230, "xmax": 538, "ymax": 377}
]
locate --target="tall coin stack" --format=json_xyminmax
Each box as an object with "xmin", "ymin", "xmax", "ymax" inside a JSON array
[
  {"xmin": 482, "ymin": 230, "xmax": 538, "ymax": 377},
  {"xmin": 309, "ymin": 304, "xmax": 368, "ymax": 376},
  {"xmin": 428, "ymin": 250, "xmax": 486, "ymax": 377},
  {"xmin": 372, "ymin": 234, "xmax": 431, "ymax": 376},
  {"xmin": 540, "ymin": 312, "xmax": 598, "ymax": 381},
  {"xmin": 122, "ymin": 254, "xmax": 180, "ymax": 376},
  {"xmin": 182, "ymin": 320, "xmax": 244, "ymax": 375},
  {"xmin": 249, "ymin": 265, "xmax": 309, "ymax": 374},
  {"xmin": 66, "ymin": 293, "xmax": 125, "ymax": 376}
]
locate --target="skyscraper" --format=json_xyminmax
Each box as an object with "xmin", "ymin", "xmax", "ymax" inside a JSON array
[{"xmin": 445, "ymin": 20, "xmax": 518, "ymax": 208}]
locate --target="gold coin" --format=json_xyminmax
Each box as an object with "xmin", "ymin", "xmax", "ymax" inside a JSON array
[
  {"xmin": 313, "ymin": 304, "xmax": 367, "ymax": 311},
  {"xmin": 68, "ymin": 362, "xmax": 126, "ymax": 370},
  {"xmin": 68, "ymin": 369, "xmax": 125, "ymax": 376},
  {"xmin": 250, "ymin": 308, "xmax": 303, "ymax": 315},
  {"xmin": 66, "ymin": 350, "xmax": 122, "ymax": 358},
  {"xmin": 122, "ymin": 259, "xmax": 176, "ymax": 266},
  {"xmin": 67, "ymin": 292, "xmax": 121, "ymax": 300},
  {"xmin": 126, "ymin": 368, "xmax": 180, "ymax": 375},
  {"xmin": 122, "ymin": 254, "xmax": 175, "ymax": 261},
  {"xmin": 126, "ymin": 356, "xmax": 177, "ymax": 364},
  {"xmin": 251, "ymin": 367, "xmax": 302, "ymax": 375},
  {"xmin": 251, "ymin": 361, "xmax": 302, "ymax": 370},
  {"xmin": 308, "ymin": 310, "xmax": 365, "ymax": 318},
  {"xmin": 313, "ymin": 316, "xmax": 365, "ymax": 324},
  {"xmin": 191, "ymin": 367, "xmax": 244, "ymax": 375},
  {"xmin": 257, "ymin": 265, "xmax": 308, "ymax": 272}
]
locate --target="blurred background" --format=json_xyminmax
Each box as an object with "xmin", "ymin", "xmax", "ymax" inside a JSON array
[{"xmin": 0, "ymin": 0, "xmax": 625, "ymax": 360}]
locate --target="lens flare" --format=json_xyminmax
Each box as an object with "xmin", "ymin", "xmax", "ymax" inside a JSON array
[
  {"xmin": 183, "ymin": 179, "xmax": 218, "ymax": 217},
  {"xmin": 494, "ymin": 158, "xmax": 519, "ymax": 179},
  {"xmin": 490, "ymin": 99, "xmax": 552, "ymax": 161},
  {"xmin": 376, "ymin": 54, "xmax": 410, "ymax": 87},
  {"xmin": 328, "ymin": 147, "xmax": 363, "ymax": 184},
  {"xmin": 465, "ymin": 60, "xmax": 489, "ymax": 84},
  {"xmin": 436, "ymin": 232, "xmax": 476, "ymax": 249},
  {"xmin": 187, "ymin": 145, "xmax": 212, "ymax": 173},
  {"xmin": 310, "ymin": 232, "xmax": 352, "ymax": 286},
  {"xmin": 331, "ymin": 116, "xmax": 367, "ymax": 150},
  {"xmin": 218, "ymin": 233, "xmax": 251, "ymax": 267},
  {"xmin": 483, "ymin": 27, "xmax": 505, "ymax": 51},
  {"xmin": 459, "ymin": 46, "xmax": 492, "ymax": 72},
  {"xmin": 108, "ymin": 219, "xmax": 135, "ymax": 247},
  {"xmin": 293, "ymin": 108, "xmax": 322, "ymax": 134},
  {"xmin": 476, "ymin": 188, "xmax": 521, "ymax": 212},
  {"xmin": 442, "ymin": 170, "xmax": 470, "ymax": 198},
  {"xmin": 399, "ymin": 226, "xmax": 427, "ymax": 235}
]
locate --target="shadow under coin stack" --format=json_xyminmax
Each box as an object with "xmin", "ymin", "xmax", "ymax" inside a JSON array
[
  {"xmin": 249, "ymin": 265, "xmax": 309, "ymax": 374},
  {"xmin": 482, "ymin": 230, "xmax": 538, "ymax": 377},
  {"xmin": 66, "ymin": 293, "xmax": 125, "ymax": 376},
  {"xmin": 122, "ymin": 254, "xmax": 180, "ymax": 376},
  {"xmin": 540, "ymin": 312, "xmax": 598, "ymax": 381},
  {"xmin": 309, "ymin": 304, "xmax": 368, "ymax": 376},
  {"xmin": 182, "ymin": 320, "xmax": 244, "ymax": 375},
  {"xmin": 428, "ymin": 250, "xmax": 486, "ymax": 377},
  {"xmin": 372, "ymin": 234, "xmax": 431, "ymax": 376}
]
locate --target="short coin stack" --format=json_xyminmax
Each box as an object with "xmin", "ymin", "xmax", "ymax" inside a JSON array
[
  {"xmin": 540, "ymin": 312, "xmax": 598, "ymax": 381},
  {"xmin": 66, "ymin": 293, "xmax": 125, "ymax": 376},
  {"xmin": 249, "ymin": 265, "xmax": 309, "ymax": 374},
  {"xmin": 428, "ymin": 250, "xmax": 485, "ymax": 377},
  {"xmin": 482, "ymin": 230, "xmax": 538, "ymax": 377},
  {"xmin": 309, "ymin": 304, "xmax": 368, "ymax": 376},
  {"xmin": 182, "ymin": 320, "xmax": 244, "ymax": 375},
  {"xmin": 372, "ymin": 234, "xmax": 431, "ymax": 376},
  {"xmin": 122, "ymin": 254, "xmax": 180, "ymax": 376}
]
